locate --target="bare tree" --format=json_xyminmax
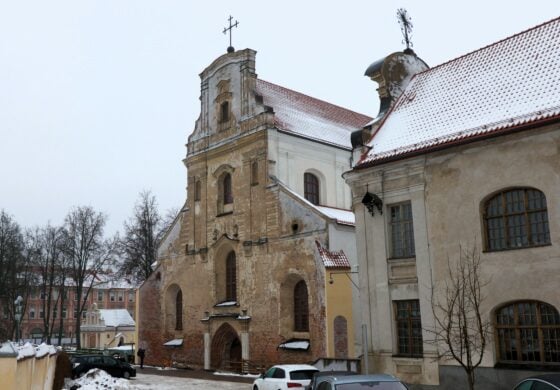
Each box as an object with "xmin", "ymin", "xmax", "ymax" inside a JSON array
[
  {"xmin": 119, "ymin": 191, "xmax": 174, "ymax": 283},
  {"xmin": 63, "ymin": 206, "xmax": 115, "ymax": 349},
  {"xmin": 0, "ymin": 210, "xmax": 33, "ymax": 342},
  {"xmin": 429, "ymin": 246, "xmax": 491, "ymax": 390},
  {"xmin": 26, "ymin": 225, "xmax": 66, "ymax": 344}
]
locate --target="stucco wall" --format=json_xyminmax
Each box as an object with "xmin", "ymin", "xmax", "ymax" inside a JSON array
[{"xmin": 346, "ymin": 124, "xmax": 560, "ymax": 386}]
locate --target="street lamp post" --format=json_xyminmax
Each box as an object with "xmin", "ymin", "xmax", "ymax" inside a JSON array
[{"xmin": 14, "ymin": 296, "xmax": 23, "ymax": 343}]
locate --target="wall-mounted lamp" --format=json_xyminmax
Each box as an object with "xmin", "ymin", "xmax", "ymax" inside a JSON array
[
  {"xmin": 328, "ymin": 271, "xmax": 359, "ymax": 290},
  {"xmin": 362, "ymin": 192, "xmax": 383, "ymax": 216}
]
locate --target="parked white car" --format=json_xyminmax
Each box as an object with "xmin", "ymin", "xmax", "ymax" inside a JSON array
[{"xmin": 253, "ymin": 364, "xmax": 319, "ymax": 390}]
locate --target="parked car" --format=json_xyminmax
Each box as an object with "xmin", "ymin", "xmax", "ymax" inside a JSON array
[
  {"xmin": 306, "ymin": 371, "xmax": 357, "ymax": 390},
  {"xmin": 314, "ymin": 374, "xmax": 408, "ymax": 390},
  {"xmin": 513, "ymin": 374, "xmax": 560, "ymax": 390},
  {"xmin": 253, "ymin": 364, "xmax": 319, "ymax": 390},
  {"xmin": 70, "ymin": 354, "xmax": 136, "ymax": 379}
]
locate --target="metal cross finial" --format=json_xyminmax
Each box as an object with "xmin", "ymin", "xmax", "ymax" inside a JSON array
[
  {"xmin": 397, "ymin": 8, "xmax": 413, "ymax": 50},
  {"xmin": 223, "ymin": 15, "xmax": 239, "ymax": 53}
]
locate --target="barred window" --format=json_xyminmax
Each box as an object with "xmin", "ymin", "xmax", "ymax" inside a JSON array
[
  {"xmin": 226, "ymin": 252, "xmax": 237, "ymax": 302},
  {"xmin": 496, "ymin": 301, "xmax": 560, "ymax": 364},
  {"xmin": 484, "ymin": 189, "xmax": 550, "ymax": 251},
  {"xmin": 395, "ymin": 300, "xmax": 423, "ymax": 357},
  {"xmin": 175, "ymin": 290, "xmax": 183, "ymax": 331},
  {"xmin": 389, "ymin": 203, "xmax": 415, "ymax": 258},
  {"xmin": 304, "ymin": 173, "xmax": 320, "ymax": 205},
  {"xmin": 294, "ymin": 281, "xmax": 309, "ymax": 332}
]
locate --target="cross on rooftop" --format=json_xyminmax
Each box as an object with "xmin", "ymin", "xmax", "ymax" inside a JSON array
[
  {"xmin": 397, "ymin": 8, "xmax": 413, "ymax": 50},
  {"xmin": 223, "ymin": 15, "xmax": 239, "ymax": 53}
]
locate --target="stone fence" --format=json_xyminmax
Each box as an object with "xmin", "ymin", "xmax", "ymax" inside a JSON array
[{"xmin": 0, "ymin": 342, "xmax": 58, "ymax": 390}]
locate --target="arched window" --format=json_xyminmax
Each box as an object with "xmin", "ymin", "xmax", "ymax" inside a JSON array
[
  {"xmin": 220, "ymin": 101, "xmax": 229, "ymax": 123},
  {"xmin": 304, "ymin": 173, "xmax": 320, "ymax": 205},
  {"xmin": 294, "ymin": 281, "xmax": 309, "ymax": 331},
  {"xmin": 223, "ymin": 173, "xmax": 233, "ymax": 204},
  {"xmin": 496, "ymin": 301, "xmax": 560, "ymax": 364},
  {"xmin": 484, "ymin": 188, "xmax": 550, "ymax": 251},
  {"xmin": 175, "ymin": 290, "xmax": 183, "ymax": 331},
  {"xmin": 226, "ymin": 252, "xmax": 237, "ymax": 301}
]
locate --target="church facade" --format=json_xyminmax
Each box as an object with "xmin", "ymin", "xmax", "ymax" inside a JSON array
[
  {"xmin": 345, "ymin": 18, "xmax": 560, "ymax": 389},
  {"xmin": 137, "ymin": 48, "xmax": 370, "ymax": 370}
]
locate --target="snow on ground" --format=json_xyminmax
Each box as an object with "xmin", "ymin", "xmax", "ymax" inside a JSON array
[
  {"xmin": 64, "ymin": 369, "xmax": 132, "ymax": 389},
  {"xmin": 64, "ymin": 370, "xmax": 249, "ymax": 390},
  {"xmin": 130, "ymin": 374, "xmax": 248, "ymax": 389}
]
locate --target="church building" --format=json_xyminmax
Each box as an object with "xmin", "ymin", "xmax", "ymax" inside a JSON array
[
  {"xmin": 137, "ymin": 48, "xmax": 371, "ymax": 371},
  {"xmin": 345, "ymin": 17, "xmax": 560, "ymax": 389}
]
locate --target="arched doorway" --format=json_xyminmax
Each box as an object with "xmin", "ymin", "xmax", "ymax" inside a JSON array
[{"xmin": 211, "ymin": 323, "xmax": 242, "ymax": 371}]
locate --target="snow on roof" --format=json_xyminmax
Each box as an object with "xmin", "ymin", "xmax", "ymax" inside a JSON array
[
  {"xmin": 109, "ymin": 345, "xmax": 133, "ymax": 351},
  {"xmin": 315, "ymin": 241, "xmax": 351, "ymax": 269},
  {"xmin": 35, "ymin": 343, "xmax": 57, "ymax": 358},
  {"xmin": 358, "ymin": 17, "xmax": 560, "ymax": 167},
  {"xmin": 0, "ymin": 342, "xmax": 17, "ymax": 356},
  {"xmin": 278, "ymin": 181, "xmax": 355, "ymax": 226},
  {"xmin": 17, "ymin": 342, "xmax": 36, "ymax": 360},
  {"xmin": 278, "ymin": 339, "xmax": 310, "ymax": 351},
  {"xmin": 98, "ymin": 309, "xmax": 135, "ymax": 327},
  {"xmin": 314, "ymin": 206, "xmax": 355, "ymax": 226},
  {"xmin": 163, "ymin": 338, "xmax": 183, "ymax": 347},
  {"xmin": 215, "ymin": 301, "xmax": 237, "ymax": 307},
  {"xmin": 256, "ymin": 79, "xmax": 372, "ymax": 149}
]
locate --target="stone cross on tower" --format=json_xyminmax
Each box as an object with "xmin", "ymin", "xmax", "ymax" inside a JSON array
[
  {"xmin": 397, "ymin": 8, "xmax": 413, "ymax": 50},
  {"xmin": 223, "ymin": 15, "xmax": 239, "ymax": 53}
]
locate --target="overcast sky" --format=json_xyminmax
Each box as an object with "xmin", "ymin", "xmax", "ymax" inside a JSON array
[{"xmin": 1, "ymin": 1, "xmax": 558, "ymax": 235}]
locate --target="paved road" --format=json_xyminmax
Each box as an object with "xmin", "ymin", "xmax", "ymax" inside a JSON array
[
  {"xmin": 130, "ymin": 373, "xmax": 251, "ymax": 389},
  {"xmin": 127, "ymin": 367, "xmax": 256, "ymax": 389}
]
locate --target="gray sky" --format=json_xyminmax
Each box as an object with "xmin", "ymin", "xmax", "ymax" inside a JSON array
[{"xmin": 1, "ymin": 1, "xmax": 558, "ymax": 235}]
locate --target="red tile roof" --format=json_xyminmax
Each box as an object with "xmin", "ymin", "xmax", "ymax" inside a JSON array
[
  {"xmin": 256, "ymin": 79, "xmax": 372, "ymax": 149},
  {"xmin": 315, "ymin": 241, "xmax": 351, "ymax": 269},
  {"xmin": 358, "ymin": 17, "xmax": 560, "ymax": 167}
]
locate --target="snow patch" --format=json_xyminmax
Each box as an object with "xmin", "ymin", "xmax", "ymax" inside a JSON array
[
  {"xmin": 278, "ymin": 340, "xmax": 310, "ymax": 350},
  {"xmin": 17, "ymin": 342, "xmax": 36, "ymax": 360},
  {"xmin": 163, "ymin": 339, "xmax": 183, "ymax": 346},
  {"xmin": 215, "ymin": 301, "xmax": 237, "ymax": 307},
  {"xmin": 64, "ymin": 368, "xmax": 131, "ymax": 390}
]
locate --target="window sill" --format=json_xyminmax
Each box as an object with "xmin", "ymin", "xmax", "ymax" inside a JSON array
[
  {"xmin": 483, "ymin": 243, "xmax": 552, "ymax": 253},
  {"xmin": 387, "ymin": 256, "xmax": 416, "ymax": 262},
  {"xmin": 216, "ymin": 211, "xmax": 233, "ymax": 218},
  {"xmin": 392, "ymin": 354, "xmax": 424, "ymax": 359}
]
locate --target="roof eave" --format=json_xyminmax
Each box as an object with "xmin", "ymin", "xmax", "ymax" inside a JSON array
[{"xmin": 355, "ymin": 115, "xmax": 560, "ymax": 170}]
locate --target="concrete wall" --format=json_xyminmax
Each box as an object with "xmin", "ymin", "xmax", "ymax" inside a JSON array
[{"xmin": 0, "ymin": 345, "xmax": 57, "ymax": 390}]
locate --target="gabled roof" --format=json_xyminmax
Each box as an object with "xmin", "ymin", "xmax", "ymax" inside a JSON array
[
  {"xmin": 256, "ymin": 79, "xmax": 372, "ymax": 150},
  {"xmin": 277, "ymin": 180, "xmax": 355, "ymax": 226},
  {"xmin": 358, "ymin": 17, "xmax": 560, "ymax": 167},
  {"xmin": 99, "ymin": 309, "xmax": 135, "ymax": 328},
  {"xmin": 315, "ymin": 241, "xmax": 351, "ymax": 269}
]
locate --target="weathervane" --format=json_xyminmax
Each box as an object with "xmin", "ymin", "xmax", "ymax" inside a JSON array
[
  {"xmin": 223, "ymin": 15, "xmax": 239, "ymax": 53},
  {"xmin": 397, "ymin": 8, "xmax": 413, "ymax": 51}
]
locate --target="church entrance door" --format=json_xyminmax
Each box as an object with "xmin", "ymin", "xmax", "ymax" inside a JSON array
[{"xmin": 211, "ymin": 323, "xmax": 243, "ymax": 372}]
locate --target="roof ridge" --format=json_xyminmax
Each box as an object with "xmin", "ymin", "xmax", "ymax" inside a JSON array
[
  {"xmin": 418, "ymin": 16, "xmax": 560, "ymax": 76},
  {"xmin": 257, "ymin": 78, "xmax": 372, "ymax": 121}
]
